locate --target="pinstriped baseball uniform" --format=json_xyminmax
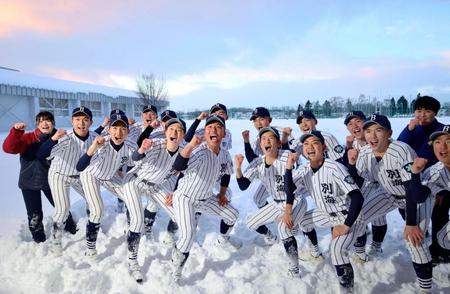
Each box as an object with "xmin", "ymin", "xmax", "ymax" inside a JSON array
[
  {"xmin": 354, "ymin": 140, "xmax": 433, "ymax": 264},
  {"xmin": 244, "ymin": 150, "xmax": 307, "ymax": 240},
  {"xmin": 173, "ymin": 142, "xmax": 239, "ymax": 253},
  {"xmin": 292, "ymin": 159, "xmax": 362, "ymax": 265},
  {"xmin": 250, "ymin": 126, "xmax": 294, "ymax": 208},
  {"xmin": 80, "ymin": 137, "xmax": 136, "ymax": 224},
  {"xmin": 422, "ymin": 162, "xmax": 450, "ymax": 249},
  {"xmin": 291, "ymin": 130, "xmax": 344, "ymax": 161},
  {"xmin": 122, "ymin": 138, "xmax": 179, "ymax": 233},
  {"xmin": 47, "ymin": 131, "xmax": 97, "ymax": 225}
]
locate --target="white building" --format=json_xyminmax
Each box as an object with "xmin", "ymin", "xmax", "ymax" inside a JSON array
[{"xmin": 0, "ymin": 68, "xmax": 169, "ymax": 131}]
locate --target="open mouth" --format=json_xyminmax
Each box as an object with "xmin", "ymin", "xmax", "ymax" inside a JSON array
[
  {"xmin": 439, "ymin": 151, "xmax": 448, "ymax": 157},
  {"xmin": 369, "ymin": 140, "xmax": 378, "ymax": 148},
  {"xmin": 353, "ymin": 128, "xmax": 361, "ymax": 136},
  {"xmin": 264, "ymin": 146, "xmax": 271, "ymax": 151},
  {"xmin": 302, "ymin": 127, "xmax": 311, "ymax": 132},
  {"xmin": 169, "ymin": 136, "xmax": 177, "ymax": 142},
  {"xmin": 210, "ymin": 135, "xmax": 218, "ymax": 141},
  {"xmin": 307, "ymin": 150, "xmax": 316, "ymax": 157}
]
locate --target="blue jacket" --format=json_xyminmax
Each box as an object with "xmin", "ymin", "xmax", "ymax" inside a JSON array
[{"xmin": 397, "ymin": 119, "xmax": 444, "ymax": 169}]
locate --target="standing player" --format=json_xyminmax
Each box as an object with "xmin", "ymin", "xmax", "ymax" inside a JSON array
[
  {"xmin": 76, "ymin": 112, "xmax": 136, "ymax": 258},
  {"xmin": 242, "ymin": 107, "xmax": 294, "ymax": 209},
  {"xmin": 235, "ymin": 127, "xmax": 307, "ymax": 277},
  {"xmin": 285, "ymin": 130, "xmax": 364, "ymax": 292},
  {"xmin": 3, "ymin": 111, "xmax": 77, "ymax": 243},
  {"xmin": 170, "ymin": 115, "xmax": 240, "ymax": 283},
  {"xmin": 347, "ymin": 114, "xmax": 434, "ymax": 293},
  {"xmin": 37, "ymin": 107, "xmax": 98, "ymax": 255}
]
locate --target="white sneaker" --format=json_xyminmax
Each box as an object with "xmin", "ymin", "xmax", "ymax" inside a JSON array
[
  {"xmin": 433, "ymin": 270, "xmax": 450, "ymax": 284},
  {"xmin": 351, "ymin": 252, "xmax": 368, "ymax": 264},
  {"xmin": 128, "ymin": 259, "xmax": 143, "ymax": 283},
  {"xmin": 367, "ymin": 245, "xmax": 383, "ymax": 258},
  {"xmin": 161, "ymin": 231, "xmax": 176, "ymax": 245},
  {"xmin": 263, "ymin": 230, "xmax": 278, "ymax": 246},
  {"xmin": 85, "ymin": 248, "xmax": 97, "ymax": 257},
  {"xmin": 51, "ymin": 239, "xmax": 62, "ymax": 256},
  {"xmin": 298, "ymin": 249, "xmax": 323, "ymax": 262},
  {"xmin": 215, "ymin": 235, "xmax": 242, "ymax": 250},
  {"xmin": 287, "ymin": 266, "xmax": 301, "ymax": 278},
  {"xmin": 171, "ymin": 248, "xmax": 186, "ymax": 284}
]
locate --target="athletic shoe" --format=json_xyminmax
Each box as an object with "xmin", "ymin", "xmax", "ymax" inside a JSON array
[
  {"xmin": 128, "ymin": 259, "xmax": 143, "ymax": 283},
  {"xmin": 51, "ymin": 224, "xmax": 63, "ymax": 256},
  {"xmin": 367, "ymin": 245, "xmax": 383, "ymax": 258},
  {"xmin": 263, "ymin": 230, "xmax": 278, "ymax": 246},
  {"xmin": 171, "ymin": 248, "xmax": 187, "ymax": 284},
  {"xmin": 215, "ymin": 235, "xmax": 242, "ymax": 250},
  {"xmin": 287, "ymin": 266, "xmax": 301, "ymax": 278},
  {"xmin": 351, "ymin": 252, "xmax": 368, "ymax": 264},
  {"xmin": 84, "ymin": 248, "xmax": 97, "ymax": 257},
  {"xmin": 161, "ymin": 231, "xmax": 176, "ymax": 245}
]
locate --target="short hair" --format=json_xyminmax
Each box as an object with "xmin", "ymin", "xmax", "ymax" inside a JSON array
[{"xmin": 36, "ymin": 111, "xmax": 55, "ymax": 125}]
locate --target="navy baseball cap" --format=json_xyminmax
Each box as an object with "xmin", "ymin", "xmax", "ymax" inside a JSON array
[
  {"xmin": 166, "ymin": 118, "xmax": 186, "ymax": 132},
  {"xmin": 205, "ymin": 114, "xmax": 226, "ymax": 127},
  {"xmin": 296, "ymin": 110, "xmax": 317, "ymax": 124},
  {"xmin": 250, "ymin": 107, "xmax": 271, "ymax": 121},
  {"xmin": 300, "ymin": 130, "xmax": 325, "ymax": 145},
  {"xmin": 142, "ymin": 105, "xmax": 157, "ymax": 114},
  {"xmin": 110, "ymin": 109, "xmax": 125, "ymax": 116},
  {"xmin": 160, "ymin": 110, "xmax": 177, "ymax": 122},
  {"xmin": 72, "ymin": 106, "xmax": 93, "ymax": 120},
  {"xmin": 344, "ymin": 111, "xmax": 366, "ymax": 125},
  {"xmin": 109, "ymin": 113, "xmax": 129, "ymax": 127},
  {"xmin": 363, "ymin": 114, "xmax": 392, "ymax": 130},
  {"xmin": 258, "ymin": 127, "xmax": 280, "ymax": 141},
  {"xmin": 210, "ymin": 103, "xmax": 228, "ymax": 115},
  {"xmin": 429, "ymin": 125, "xmax": 450, "ymax": 141}
]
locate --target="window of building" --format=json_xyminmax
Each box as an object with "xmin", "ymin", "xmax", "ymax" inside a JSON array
[
  {"xmin": 80, "ymin": 101, "xmax": 102, "ymax": 117},
  {"xmin": 39, "ymin": 97, "xmax": 69, "ymax": 116}
]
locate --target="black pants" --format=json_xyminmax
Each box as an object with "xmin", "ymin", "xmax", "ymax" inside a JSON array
[{"xmin": 21, "ymin": 189, "xmax": 77, "ymax": 242}]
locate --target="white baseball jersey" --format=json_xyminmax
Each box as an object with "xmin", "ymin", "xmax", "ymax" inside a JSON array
[
  {"xmin": 127, "ymin": 122, "xmax": 146, "ymax": 143},
  {"xmin": 48, "ymin": 131, "xmax": 97, "ymax": 176},
  {"xmin": 421, "ymin": 161, "xmax": 450, "ymax": 195},
  {"xmin": 243, "ymin": 150, "xmax": 290, "ymax": 202},
  {"xmin": 195, "ymin": 128, "xmax": 232, "ymax": 150},
  {"xmin": 251, "ymin": 126, "xmax": 295, "ymax": 156},
  {"xmin": 291, "ymin": 130, "xmax": 344, "ymax": 161},
  {"xmin": 84, "ymin": 137, "xmax": 136, "ymax": 180},
  {"xmin": 293, "ymin": 159, "xmax": 359, "ymax": 213},
  {"xmin": 129, "ymin": 138, "xmax": 180, "ymax": 183},
  {"xmin": 356, "ymin": 140, "xmax": 416, "ymax": 197},
  {"xmin": 175, "ymin": 142, "xmax": 233, "ymax": 201}
]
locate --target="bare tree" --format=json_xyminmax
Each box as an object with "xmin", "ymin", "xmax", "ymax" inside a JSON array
[{"xmin": 136, "ymin": 73, "xmax": 169, "ymax": 108}]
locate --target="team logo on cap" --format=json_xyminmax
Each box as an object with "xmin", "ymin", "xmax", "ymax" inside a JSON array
[
  {"xmin": 444, "ymin": 125, "xmax": 450, "ymax": 132},
  {"xmin": 299, "ymin": 111, "xmax": 304, "ymax": 116},
  {"xmin": 80, "ymin": 106, "xmax": 84, "ymax": 112},
  {"xmin": 370, "ymin": 114, "xmax": 377, "ymax": 121}
]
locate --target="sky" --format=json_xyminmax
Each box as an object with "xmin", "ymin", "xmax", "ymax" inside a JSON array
[{"xmin": 1, "ymin": 0, "xmax": 450, "ymax": 111}]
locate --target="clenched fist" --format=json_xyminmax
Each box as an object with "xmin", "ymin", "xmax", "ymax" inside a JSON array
[
  {"xmin": 14, "ymin": 122, "xmax": 26, "ymax": 130},
  {"xmin": 242, "ymin": 130, "xmax": 250, "ymax": 143}
]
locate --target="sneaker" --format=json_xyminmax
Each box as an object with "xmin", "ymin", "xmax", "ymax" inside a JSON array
[
  {"xmin": 145, "ymin": 229, "xmax": 154, "ymax": 242},
  {"xmin": 418, "ymin": 290, "xmax": 432, "ymax": 294},
  {"xmin": 161, "ymin": 231, "xmax": 176, "ymax": 246},
  {"xmin": 171, "ymin": 248, "xmax": 187, "ymax": 284},
  {"xmin": 263, "ymin": 230, "xmax": 278, "ymax": 246},
  {"xmin": 298, "ymin": 249, "xmax": 323, "ymax": 262},
  {"xmin": 367, "ymin": 245, "xmax": 383, "ymax": 258},
  {"xmin": 128, "ymin": 259, "xmax": 143, "ymax": 283},
  {"xmin": 351, "ymin": 252, "xmax": 368, "ymax": 264},
  {"xmin": 339, "ymin": 285, "xmax": 354, "ymax": 294},
  {"xmin": 215, "ymin": 235, "xmax": 242, "ymax": 250},
  {"xmin": 85, "ymin": 248, "xmax": 98, "ymax": 257},
  {"xmin": 51, "ymin": 224, "xmax": 63, "ymax": 256},
  {"xmin": 287, "ymin": 266, "xmax": 301, "ymax": 278}
]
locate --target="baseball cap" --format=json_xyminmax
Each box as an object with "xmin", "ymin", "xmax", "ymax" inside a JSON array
[
  {"xmin": 142, "ymin": 105, "xmax": 157, "ymax": 114},
  {"xmin": 110, "ymin": 109, "xmax": 125, "ymax": 116},
  {"xmin": 362, "ymin": 114, "xmax": 392, "ymax": 130},
  {"xmin": 109, "ymin": 113, "xmax": 129, "ymax": 127},
  {"xmin": 300, "ymin": 130, "xmax": 325, "ymax": 145},
  {"xmin": 160, "ymin": 110, "xmax": 177, "ymax": 122},
  {"xmin": 429, "ymin": 125, "xmax": 450, "ymax": 141},
  {"xmin": 72, "ymin": 106, "xmax": 93, "ymax": 120},
  {"xmin": 414, "ymin": 96, "xmax": 440, "ymax": 113},
  {"xmin": 166, "ymin": 118, "xmax": 186, "ymax": 132},
  {"xmin": 205, "ymin": 115, "xmax": 226, "ymax": 128},
  {"xmin": 250, "ymin": 107, "xmax": 271, "ymax": 121},
  {"xmin": 296, "ymin": 110, "xmax": 317, "ymax": 124},
  {"xmin": 210, "ymin": 103, "xmax": 228, "ymax": 115},
  {"xmin": 258, "ymin": 127, "xmax": 280, "ymax": 141},
  {"xmin": 344, "ymin": 111, "xmax": 366, "ymax": 125}
]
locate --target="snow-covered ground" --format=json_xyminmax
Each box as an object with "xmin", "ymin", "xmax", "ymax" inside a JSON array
[{"xmin": 1, "ymin": 117, "xmax": 449, "ymax": 294}]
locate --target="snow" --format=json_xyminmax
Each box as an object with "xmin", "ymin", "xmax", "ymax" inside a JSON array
[{"xmin": 1, "ymin": 117, "xmax": 450, "ymax": 294}]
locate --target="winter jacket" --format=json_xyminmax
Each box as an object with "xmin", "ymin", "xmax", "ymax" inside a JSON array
[
  {"xmin": 3, "ymin": 127, "xmax": 54, "ymax": 190},
  {"xmin": 397, "ymin": 119, "xmax": 444, "ymax": 169}
]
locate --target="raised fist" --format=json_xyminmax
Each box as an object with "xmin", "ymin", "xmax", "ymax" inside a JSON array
[
  {"xmin": 412, "ymin": 158, "xmax": 428, "ymax": 174},
  {"xmin": 190, "ymin": 134, "xmax": 202, "ymax": 147},
  {"xmin": 101, "ymin": 117, "xmax": 110, "ymax": 128},
  {"xmin": 408, "ymin": 118, "xmax": 420, "ymax": 131},
  {"xmin": 52, "ymin": 129, "xmax": 67, "ymax": 141},
  {"xmin": 347, "ymin": 148, "xmax": 359, "ymax": 165},
  {"xmin": 150, "ymin": 120, "xmax": 160, "ymax": 129},
  {"xmin": 242, "ymin": 130, "xmax": 250, "ymax": 142},
  {"xmin": 128, "ymin": 118, "xmax": 136, "ymax": 125},
  {"xmin": 282, "ymin": 127, "xmax": 292, "ymax": 136},
  {"xmin": 95, "ymin": 136, "xmax": 106, "ymax": 146},
  {"xmin": 14, "ymin": 122, "xmax": 26, "ymax": 130},
  {"xmin": 139, "ymin": 138, "xmax": 153, "ymax": 153},
  {"xmin": 234, "ymin": 154, "xmax": 244, "ymax": 168},
  {"xmin": 345, "ymin": 135, "xmax": 354, "ymax": 148},
  {"xmin": 197, "ymin": 111, "xmax": 209, "ymax": 121},
  {"xmin": 287, "ymin": 151, "xmax": 297, "ymax": 169}
]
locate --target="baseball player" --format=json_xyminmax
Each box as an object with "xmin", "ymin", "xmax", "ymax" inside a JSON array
[
  {"xmin": 76, "ymin": 113, "xmax": 136, "ymax": 260},
  {"xmin": 121, "ymin": 117, "xmax": 186, "ymax": 248},
  {"xmin": 285, "ymin": 130, "xmax": 364, "ymax": 292},
  {"xmin": 420, "ymin": 125, "xmax": 450, "ymax": 262},
  {"xmin": 37, "ymin": 107, "xmax": 98, "ymax": 255},
  {"xmin": 347, "ymin": 114, "xmax": 434, "ymax": 293},
  {"xmin": 235, "ymin": 127, "xmax": 307, "ymax": 278},
  {"xmin": 127, "ymin": 105, "xmax": 160, "ymax": 143},
  {"xmin": 170, "ymin": 115, "xmax": 240, "ymax": 283},
  {"xmin": 343, "ymin": 111, "xmax": 388, "ymax": 259},
  {"xmin": 242, "ymin": 107, "xmax": 294, "ymax": 209}
]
